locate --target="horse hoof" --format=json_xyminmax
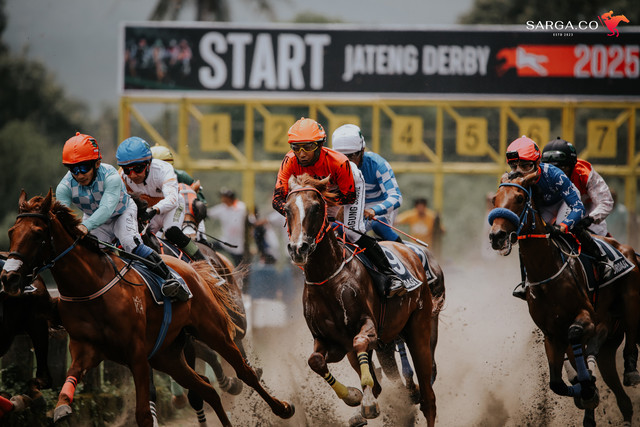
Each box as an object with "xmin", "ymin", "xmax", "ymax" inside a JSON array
[
  {"xmin": 623, "ymin": 370, "xmax": 640, "ymax": 386},
  {"xmin": 9, "ymin": 395, "xmax": 30, "ymax": 412},
  {"xmin": 222, "ymin": 377, "xmax": 243, "ymax": 395},
  {"xmin": 54, "ymin": 404, "xmax": 72, "ymax": 422},
  {"xmin": 361, "ymin": 401, "xmax": 380, "ymax": 419},
  {"xmin": 342, "ymin": 387, "xmax": 363, "ymax": 407},
  {"xmin": 348, "ymin": 413, "xmax": 368, "ymax": 427},
  {"xmin": 281, "ymin": 401, "xmax": 295, "ymax": 419},
  {"xmin": 580, "ymin": 387, "xmax": 600, "ymax": 411}
]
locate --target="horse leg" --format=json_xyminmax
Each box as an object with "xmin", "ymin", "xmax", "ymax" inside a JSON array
[
  {"xmin": 54, "ymin": 341, "xmax": 103, "ymax": 423},
  {"xmin": 182, "ymin": 337, "xmax": 208, "ymax": 426},
  {"xmin": 201, "ymin": 326, "xmax": 294, "ymax": 419},
  {"xmin": 154, "ymin": 349, "xmax": 231, "ymax": 427},
  {"xmin": 430, "ymin": 312, "xmax": 440, "ymax": 385},
  {"xmin": 397, "ymin": 340, "xmax": 420, "ymax": 403},
  {"xmin": 27, "ymin": 319, "xmax": 52, "ymax": 389},
  {"xmin": 596, "ymin": 336, "xmax": 633, "ymax": 426},
  {"xmin": 352, "ymin": 318, "xmax": 380, "ymax": 419},
  {"xmin": 193, "ymin": 338, "xmax": 243, "ymax": 395},
  {"xmin": 232, "ymin": 335, "xmax": 263, "ymax": 380},
  {"xmin": 570, "ymin": 314, "xmax": 601, "ymax": 410},
  {"xmin": 308, "ymin": 338, "xmax": 362, "ymax": 407},
  {"xmin": 403, "ymin": 310, "xmax": 436, "ymax": 427},
  {"xmin": 148, "ymin": 368, "xmax": 159, "ymax": 427}
]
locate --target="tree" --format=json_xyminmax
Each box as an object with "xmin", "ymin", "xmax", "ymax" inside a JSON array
[
  {"xmin": 458, "ymin": 0, "xmax": 639, "ymax": 25},
  {"xmin": 149, "ymin": 0, "xmax": 276, "ymax": 21}
]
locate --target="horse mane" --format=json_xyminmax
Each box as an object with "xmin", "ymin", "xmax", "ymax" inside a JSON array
[
  {"xmin": 20, "ymin": 194, "xmax": 84, "ymax": 239},
  {"xmin": 291, "ymin": 174, "xmax": 339, "ymax": 206},
  {"xmin": 190, "ymin": 261, "xmax": 241, "ymax": 339}
]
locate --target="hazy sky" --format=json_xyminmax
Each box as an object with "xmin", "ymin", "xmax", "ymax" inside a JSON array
[{"xmin": 4, "ymin": 0, "xmax": 474, "ymax": 116}]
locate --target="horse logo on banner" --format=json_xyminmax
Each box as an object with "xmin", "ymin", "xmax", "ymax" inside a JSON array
[{"xmin": 599, "ymin": 10, "xmax": 630, "ymax": 37}]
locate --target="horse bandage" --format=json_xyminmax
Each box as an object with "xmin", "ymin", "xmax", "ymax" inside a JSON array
[
  {"xmin": 61, "ymin": 376, "xmax": 78, "ymax": 403},
  {"xmin": 357, "ymin": 352, "xmax": 374, "ymax": 387},
  {"xmin": 323, "ymin": 372, "xmax": 349, "ymax": 399}
]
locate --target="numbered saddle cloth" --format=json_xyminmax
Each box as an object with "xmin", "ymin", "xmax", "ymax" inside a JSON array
[{"xmin": 557, "ymin": 235, "xmax": 635, "ymax": 292}]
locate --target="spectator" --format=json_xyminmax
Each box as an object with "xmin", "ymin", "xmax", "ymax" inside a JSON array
[
  {"xmin": 396, "ymin": 198, "xmax": 445, "ymax": 251},
  {"xmin": 207, "ymin": 188, "xmax": 247, "ymax": 266}
]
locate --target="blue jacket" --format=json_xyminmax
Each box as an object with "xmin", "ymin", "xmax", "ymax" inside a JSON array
[
  {"xmin": 536, "ymin": 163, "xmax": 586, "ymax": 230},
  {"xmin": 360, "ymin": 152, "xmax": 402, "ymax": 216}
]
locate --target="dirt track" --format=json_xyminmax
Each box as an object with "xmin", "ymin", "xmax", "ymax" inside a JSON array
[{"xmin": 146, "ymin": 255, "xmax": 640, "ymax": 427}]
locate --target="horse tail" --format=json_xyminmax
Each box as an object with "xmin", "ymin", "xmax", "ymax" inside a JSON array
[{"xmin": 191, "ymin": 261, "xmax": 242, "ymax": 340}]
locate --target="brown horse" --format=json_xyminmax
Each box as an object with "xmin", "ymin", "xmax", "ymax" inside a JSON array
[
  {"xmin": 0, "ymin": 190, "xmax": 295, "ymax": 427},
  {"xmin": 0, "ymin": 254, "xmax": 56, "ymax": 391},
  {"xmin": 283, "ymin": 174, "xmax": 439, "ymax": 426},
  {"xmin": 488, "ymin": 172, "xmax": 640, "ymax": 426}
]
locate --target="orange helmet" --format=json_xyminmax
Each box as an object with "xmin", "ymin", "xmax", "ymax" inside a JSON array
[
  {"xmin": 506, "ymin": 136, "xmax": 541, "ymax": 162},
  {"xmin": 62, "ymin": 132, "xmax": 101, "ymax": 165},
  {"xmin": 288, "ymin": 118, "xmax": 326, "ymax": 144}
]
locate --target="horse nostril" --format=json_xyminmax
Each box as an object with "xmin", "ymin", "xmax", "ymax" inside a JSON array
[
  {"xmin": 299, "ymin": 242, "xmax": 310, "ymax": 253},
  {"xmin": 489, "ymin": 230, "xmax": 505, "ymax": 243}
]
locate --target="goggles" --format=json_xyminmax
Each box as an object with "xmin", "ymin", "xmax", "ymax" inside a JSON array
[
  {"xmin": 122, "ymin": 162, "xmax": 149, "ymax": 175},
  {"xmin": 290, "ymin": 142, "xmax": 319, "ymax": 153},
  {"xmin": 66, "ymin": 161, "xmax": 95, "ymax": 176},
  {"xmin": 541, "ymin": 150, "xmax": 568, "ymax": 164},
  {"xmin": 508, "ymin": 160, "xmax": 537, "ymax": 174}
]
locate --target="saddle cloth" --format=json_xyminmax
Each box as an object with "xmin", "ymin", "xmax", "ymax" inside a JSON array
[
  {"xmin": 355, "ymin": 241, "xmax": 436, "ymax": 297},
  {"xmin": 557, "ymin": 235, "xmax": 635, "ymax": 292},
  {"xmin": 131, "ymin": 261, "xmax": 192, "ymax": 304}
]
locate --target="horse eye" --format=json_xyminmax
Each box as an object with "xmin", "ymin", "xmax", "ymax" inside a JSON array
[{"xmin": 515, "ymin": 194, "xmax": 525, "ymax": 204}]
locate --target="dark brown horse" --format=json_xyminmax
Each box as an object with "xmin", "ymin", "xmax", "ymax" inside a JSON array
[
  {"xmin": 0, "ymin": 190, "xmax": 294, "ymax": 427},
  {"xmin": 0, "ymin": 253, "xmax": 57, "ymax": 390},
  {"xmin": 488, "ymin": 172, "xmax": 640, "ymax": 426},
  {"xmin": 283, "ymin": 174, "xmax": 439, "ymax": 426}
]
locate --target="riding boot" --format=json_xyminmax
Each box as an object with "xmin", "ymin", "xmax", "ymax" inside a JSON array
[
  {"xmin": 513, "ymin": 254, "xmax": 527, "ymax": 301},
  {"xmin": 573, "ymin": 226, "xmax": 613, "ymax": 281},
  {"xmin": 165, "ymin": 226, "xmax": 206, "ymax": 261},
  {"xmin": 356, "ymin": 234, "xmax": 405, "ymax": 297},
  {"xmin": 146, "ymin": 251, "xmax": 189, "ymax": 302}
]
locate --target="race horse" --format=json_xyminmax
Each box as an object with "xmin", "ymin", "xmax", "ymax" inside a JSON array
[
  {"xmin": 488, "ymin": 171, "xmax": 640, "ymax": 426},
  {"xmin": 0, "ymin": 190, "xmax": 295, "ymax": 427},
  {"xmin": 283, "ymin": 174, "xmax": 439, "ymax": 426},
  {"xmin": 0, "ymin": 254, "xmax": 56, "ymax": 391}
]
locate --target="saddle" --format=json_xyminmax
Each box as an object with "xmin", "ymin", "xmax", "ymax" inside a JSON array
[
  {"xmin": 353, "ymin": 242, "xmax": 436, "ymax": 298},
  {"xmin": 131, "ymin": 261, "xmax": 192, "ymax": 305},
  {"xmin": 555, "ymin": 234, "xmax": 635, "ymax": 292}
]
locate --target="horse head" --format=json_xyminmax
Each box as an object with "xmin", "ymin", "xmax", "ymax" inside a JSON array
[
  {"xmin": 284, "ymin": 174, "xmax": 335, "ymax": 266},
  {"xmin": 488, "ymin": 171, "xmax": 538, "ymax": 256},
  {"xmin": 1, "ymin": 190, "xmax": 55, "ymax": 296}
]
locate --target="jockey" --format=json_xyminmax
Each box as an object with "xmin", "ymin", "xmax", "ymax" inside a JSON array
[
  {"xmin": 507, "ymin": 136, "xmax": 613, "ymax": 300},
  {"xmin": 56, "ymin": 132, "xmax": 187, "ymax": 301},
  {"xmin": 272, "ymin": 117, "xmax": 404, "ymax": 297},
  {"xmin": 116, "ymin": 137, "xmax": 207, "ymax": 265},
  {"xmin": 331, "ymin": 124, "xmax": 403, "ymax": 242},
  {"xmin": 541, "ymin": 137, "xmax": 614, "ymax": 237},
  {"xmin": 150, "ymin": 144, "xmax": 208, "ymax": 241}
]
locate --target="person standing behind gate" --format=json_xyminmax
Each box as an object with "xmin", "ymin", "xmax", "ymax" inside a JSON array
[
  {"xmin": 396, "ymin": 198, "xmax": 445, "ymax": 249},
  {"xmin": 207, "ymin": 188, "xmax": 247, "ymax": 266},
  {"xmin": 331, "ymin": 124, "xmax": 403, "ymax": 243}
]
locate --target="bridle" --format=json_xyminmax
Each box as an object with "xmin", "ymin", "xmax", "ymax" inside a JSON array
[
  {"xmin": 9, "ymin": 213, "xmax": 80, "ymax": 280},
  {"xmin": 286, "ymin": 187, "xmax": 331, "ymax": 248}
]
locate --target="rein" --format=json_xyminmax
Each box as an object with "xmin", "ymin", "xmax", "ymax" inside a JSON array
[{"xmin": 489, "ymin": 182, "xmax": 574, "ymax": 287}]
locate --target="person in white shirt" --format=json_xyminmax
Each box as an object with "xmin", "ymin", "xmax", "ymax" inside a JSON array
[{"xmin": 207, "ymin": 188, "xmax": 247, "ymax": 266}]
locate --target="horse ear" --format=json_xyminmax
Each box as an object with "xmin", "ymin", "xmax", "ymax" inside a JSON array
[
  {"xmin": 41, "ymin": 188, "xmax": 53, "ymax": 213},
  {"xmin": 288, "ymin": 175, "xmax": 301, "ymax": 191},
  {"xmin": 499, "ymin": 173, "xmax": 510, "ymax": 183},
  {"xmin": 18, "ymin": 189, "xmax": 27, "ymax": 211},
  {"xmin": 521, "ymin": 170, "xmax": 539, "ymax": 187},
  {"xmin": 317, "ymin": 175, "xmax": 331, "ymax": 192}
]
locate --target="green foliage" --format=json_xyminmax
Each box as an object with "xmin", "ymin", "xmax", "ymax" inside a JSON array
[{"xmin": 459, "ymin": 0, "xmax": 640, "ymax": 24}]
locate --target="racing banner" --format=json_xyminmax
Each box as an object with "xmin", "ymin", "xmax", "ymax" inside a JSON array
[{"xmin": 120, "ymin": 23, "xmax": 640, "ymax": 97}]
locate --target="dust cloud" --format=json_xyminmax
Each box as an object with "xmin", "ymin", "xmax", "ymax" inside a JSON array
[{"xmin": 157, "ymin": 254, "xmax": 640, "ymax": 427}]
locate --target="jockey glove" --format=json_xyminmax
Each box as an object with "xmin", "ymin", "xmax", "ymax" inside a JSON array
[
  {"xmin": 547, "ymin": 223, "xmax": 567, "ymax": 236},
  {"xmin": 142, "ymin": 207, "xmax": 158, "ymax": 222},
  {"xmin": 577, "ymin": 216, "xmax": 595, "ymax": 228}
]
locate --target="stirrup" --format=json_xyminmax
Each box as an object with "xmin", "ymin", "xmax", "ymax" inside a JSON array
[
  {"xmin": 161, "ymin": 279, "xmax": 189, "ymax": 302},
  {"xmin": 512, "ymin": 282, "xmax": 527, "ymax": 300}
]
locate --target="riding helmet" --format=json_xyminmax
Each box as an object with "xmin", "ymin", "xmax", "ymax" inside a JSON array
[
  {"xmin": 332, "ymin": 124, "xmax": 366, "ymax": 154},
  {"xmin": 506, "ymin": 136, "xmax": 541, "ymax": 162},
  {"xmin": 541, "ymin": 137, "xmax": 578, "ymax": 168},
  {"xmin": 62, "ymin": 132, "xmax": 101, "ymax": 165},
  {"xmin": 116, "ymin": 137, "xmax": 153, "ymax": 166}
]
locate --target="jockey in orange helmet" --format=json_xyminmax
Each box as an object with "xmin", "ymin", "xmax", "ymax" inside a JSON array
[
  {"xmin": 272, "ymin": 118, "xmax": 404, "ymax": 297},
  {"xmin": 56, "ymin": 132, "xmax": 187, "ymax": 301}
]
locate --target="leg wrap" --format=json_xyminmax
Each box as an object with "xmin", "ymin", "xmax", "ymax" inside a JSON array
[
  {"xmin": 165, "ymin": 226, "xmax": 192, "ymax": 248},
  {"xmin": 324, "ymin": 372, "xmax": 349, "ymax": 399},
  {"xmin": 357, "ymin": 352, "xmax": 374, "ymax": 388},
  {"xmin": 61, "ymin": 376, "xmax": 78, "ymax": 403}
]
